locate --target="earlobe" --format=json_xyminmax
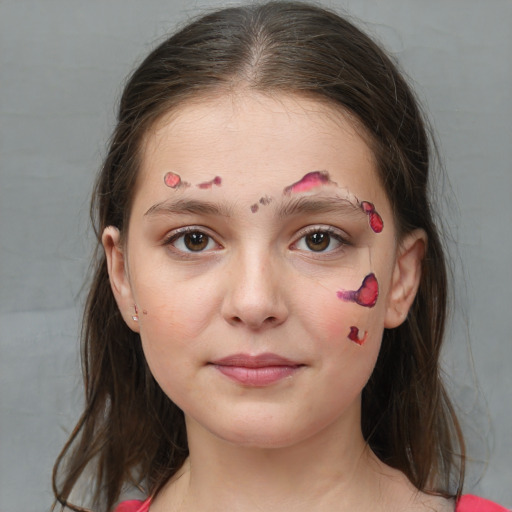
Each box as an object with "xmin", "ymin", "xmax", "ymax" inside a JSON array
[
  {"xmin": 102, "ymin": 226, "xmax": 139, "ymax": 333},
  {"xmin": 384, "ymin": 229, "xmax": 426, "ymax": 329}
]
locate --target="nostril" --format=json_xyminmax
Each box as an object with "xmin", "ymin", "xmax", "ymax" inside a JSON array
[{"xmin": 229, "ymin": 315, "xmax": 278, "ymax": 328}]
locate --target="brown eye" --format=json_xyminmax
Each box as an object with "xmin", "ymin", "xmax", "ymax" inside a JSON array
[
  {"xmin": 305, "ymin": 232, "xmax": 330, "ymax": 251},
  {"xmin": 183, "ymin": 232, "xmax": 209, "ymax": 251}
]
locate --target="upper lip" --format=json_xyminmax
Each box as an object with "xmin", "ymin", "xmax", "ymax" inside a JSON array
[{"xmin": 210, "ymin": 353, "xmax": 303, "ymax": 368}]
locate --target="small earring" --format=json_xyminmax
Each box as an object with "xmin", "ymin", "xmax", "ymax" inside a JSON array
[{"xmin": 132, "ymin": 304, "xmax": 139, "ymax": 322}]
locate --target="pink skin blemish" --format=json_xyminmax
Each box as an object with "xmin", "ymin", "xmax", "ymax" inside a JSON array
[
  {"xmin": 348, "ymin": 326, "xmax": 368, "ymax": 345},
  {"xmin": 164, "ymin": 172, "xmax": 181, "ymax": 188},
  {"xmin": 196, "ymin": 176, "xmax": 222, "ymax": 189},
  {"xmin": 283, "ymin": 171, "xmax": 336, "ymax": 195},
  {"xmin": 164, "ymin": 172, "xmax": 190, "ymax": 189},
  {"xmin": 360, "ymin": 201, "xmax": 384, "ymax": 233},
  {"xmin": 251, "ymin": 196, "xmax": 273, "ymax": 213},
  {"xmin": 336, "ymin": 273, "xmax": 379, "ymax": 308}
]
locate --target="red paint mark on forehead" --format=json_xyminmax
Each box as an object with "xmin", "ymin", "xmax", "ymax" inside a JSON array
[
  {"xmin": 348, "ymin": 326, "xmax": 367, "ymax": 345},
  {"xmin": 360, "ymin": 201, "xmax": 383, "ymax": 233},
  {"xmin": 197, "ymin": 176, "xmax": 222, "ymax": 189},
  {"xmin": 283, "ymin": 171, "xmax": 336, "ymax": 195},
  {"xmin": 337, "ymin": 273, "xmax": 379, "ymax": 308},
  {"xmin": 164, "ymin": 172, "xmax": 181, "ymax": 188}
]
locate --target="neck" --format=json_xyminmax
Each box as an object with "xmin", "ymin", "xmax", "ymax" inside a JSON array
[{"xmin": 153, "ymin": 408, "xmax": 413, "ymax": 512}]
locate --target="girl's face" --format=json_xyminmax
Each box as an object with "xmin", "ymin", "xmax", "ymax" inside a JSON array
[{"xmin": 104, "ymin": 92, "xmax": 424, "ymax": 448}]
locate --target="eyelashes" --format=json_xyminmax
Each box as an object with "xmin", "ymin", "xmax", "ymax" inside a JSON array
[
  {"xmin": 163, "ymin": 225, "xmax": 349, "ymax": 256},
  {"xmin": 291, "ymin": 226, "xmax": 348, "ymax": 254},
  {"xmin": 163, "ymin": 227, "xmax": 221, "ymax": 254}
]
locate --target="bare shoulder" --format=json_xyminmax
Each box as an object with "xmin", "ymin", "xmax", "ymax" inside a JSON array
[
  {"xmin": 413, "ymin": 492, "xmax": 455, "ymax": 512},
  {"xmin": 373, "ymin": 459, "xmax": 455, "ymax": 512}
]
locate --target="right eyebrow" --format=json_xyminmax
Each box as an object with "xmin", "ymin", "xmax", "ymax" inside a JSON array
[
  {"xmin": 144, "ymin": 198, "xmax": 234, "ymax": 218},
  {"xmin": 276, "ymin": 195, "xmax": 364, "ymax": 220}
]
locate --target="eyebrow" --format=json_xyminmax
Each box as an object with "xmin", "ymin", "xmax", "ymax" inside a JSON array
[
  {"xmin": 275, "ymin": 195, "xmax": 363, "ymax": 219},
  {"xmin": 144, "ymin": 198, "xmax": 235, "ymax": 218},
  {"xmin": 144, "ymin": 195, "xmax": 364, "ymax": 220}
]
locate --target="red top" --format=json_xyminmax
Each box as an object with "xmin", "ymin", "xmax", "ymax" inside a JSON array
[{"xmin": 114, "ymin": 495, "xmax": 509, "ymax": 511}]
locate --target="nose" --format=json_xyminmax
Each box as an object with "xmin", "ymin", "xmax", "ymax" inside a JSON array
[{"xmin": 221, "ymin": 249, "xmax": 289, "ymax": 331}]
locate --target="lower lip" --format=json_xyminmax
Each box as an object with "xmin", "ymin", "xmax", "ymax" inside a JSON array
[{"xmin": 213, "ymin": 365, "xmax": 301, "ymax": 386}]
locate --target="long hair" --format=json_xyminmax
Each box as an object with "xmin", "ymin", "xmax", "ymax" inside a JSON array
[{"xmin": 53, "ymin": 2, "xmax": 465, "ymax": 510}]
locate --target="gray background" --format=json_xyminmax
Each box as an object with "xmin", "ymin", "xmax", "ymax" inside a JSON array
[{"xmin": 1, "ymin": 0, "xmax": 511, "ymax": 510}]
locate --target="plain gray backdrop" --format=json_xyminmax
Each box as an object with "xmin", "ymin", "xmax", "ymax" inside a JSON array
[{"xmin": 1, "ymin": 0, "xmax": 511, "ymax": 510}]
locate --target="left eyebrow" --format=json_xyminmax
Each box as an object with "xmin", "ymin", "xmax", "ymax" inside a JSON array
[
  {"xmin": 144, "ymin": 198, "xmax": 234, "ymax": 218},
  {"xmin": 275, "ymin": 195, "xmax": 365, "ymax": 220}
]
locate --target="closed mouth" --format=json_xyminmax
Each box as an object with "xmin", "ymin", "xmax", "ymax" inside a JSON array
[{"xmin": 210, "ymin": 353, "xmax": 305, "ymax": 386}]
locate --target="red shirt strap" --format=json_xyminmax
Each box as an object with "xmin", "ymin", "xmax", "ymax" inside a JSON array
[
  {"xmin": 457, "ymin": 494, "xmax": 509, "ymax": 512},
  {"xmin": 113, "ymin": 497, "xmax": 151, "ymax": 512}
]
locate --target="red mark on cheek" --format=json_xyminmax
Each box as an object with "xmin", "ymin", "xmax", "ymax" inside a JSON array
[
  {"xmin": 250, "ymin": 203, "xmax": 259, "ymax": 213},
  {"xmin": 348, "ymin": 326, "xmax": 367, "ymax": 345},
  {"xmin": 283, "ymin": 171, "xmax": 335, "ymax": 195},
  {"xmin": 337, "ymin": 273, "xmax": 379, "ymax": 308},
  {"xmin": 197, "ymin": 176, "xmax": 222, "ymax": 189},
  {"xmin": 360, "ymin": 201, "xmax": 383, "ymax": 233}
]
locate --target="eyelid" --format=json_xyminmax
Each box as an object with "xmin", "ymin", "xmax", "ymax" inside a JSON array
[
  {"xmin": 295, "ymin": 225, "xmax": 350, "ymax": 242},
  {"xmin": 291, "ymin": 225, "xmax": 350, "ymax": 253},
  {"xmin": 162, "ymin": 226, "xmax": 222, "ymax": 255}
]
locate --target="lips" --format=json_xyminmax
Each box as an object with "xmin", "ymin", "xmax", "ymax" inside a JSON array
[{"xmin": 210, "ymin": 353, "xmax": 304, "ymax": 386}]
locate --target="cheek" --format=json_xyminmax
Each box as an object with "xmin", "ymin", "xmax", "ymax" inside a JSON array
[
  {"xmin": 131, "ymin": 278, "xmax": 218, "ymax": 374},
  {"xmin": 301, "ymin": 282, "xmax": 377, "ymax": 344}
]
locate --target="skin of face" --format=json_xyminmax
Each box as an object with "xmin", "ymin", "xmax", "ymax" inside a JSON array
[{"xmin": 103, "ymin": 92, "xmax": 425, "ymax": 452}]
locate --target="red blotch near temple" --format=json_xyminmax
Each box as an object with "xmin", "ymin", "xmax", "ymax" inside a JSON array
[
  {"xmin": 348, "ymin": 326, "xmax": 367, "ymax": 345},
  {"xmin": 197, "ymin": 176, "xmax": 222, "ymax": 189},
  {"xmin": 164, "ymin": 172, "xmax": 182, "ymax": 188},
  {"xmin": 283, "ymin": 171, "xmax": 335, "ymax": 195},
  {"xmin": 360, "ymin": 201, "xmax": 383, "ymax": 233},
  {"xmin": 337, "ymin": 273, "xmax": 379, "ymax": 308}
]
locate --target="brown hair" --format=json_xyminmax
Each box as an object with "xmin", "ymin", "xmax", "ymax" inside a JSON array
[{"xmin": 53, "ymin": 2, "xmax": 465, "ymax": 510}]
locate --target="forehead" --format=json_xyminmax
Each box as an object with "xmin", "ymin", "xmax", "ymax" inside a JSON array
[{"xmin": 136, "ymin": 92, "xmax": 383, "ymax": 205}]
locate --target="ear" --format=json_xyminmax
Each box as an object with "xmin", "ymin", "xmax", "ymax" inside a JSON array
[
  {"xmin": 384, "ymin": 229, "xmax": 426, "ymax": 329},
  {"xmin": 102, "ymin": 226, "xmax": 140, "ymax": 333}
]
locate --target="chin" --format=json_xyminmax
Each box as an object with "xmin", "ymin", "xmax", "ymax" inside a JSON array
[{"xmin": 200, "ymin": 412, "xmax": 338, "ymax": 451}]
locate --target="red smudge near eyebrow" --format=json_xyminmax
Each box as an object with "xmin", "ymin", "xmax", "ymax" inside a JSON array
[
  {"xmin": 348, "ymin": 326, "xmax": 367, "ymax": 345},
  {"xmin": 197, "ymin": 176, "xmax": 222, "ymax": 189},
  {"xmin": 360, "ymin": 201, "xmax": 383, "ymax": 233},
  {"xmin": 283, "ymin": 171, "xmax": 334, "ymax": 195},
  {"xmin": 250, "ymin": 203, "xmax": 259, "ymax": 213},
  {"xmin": 336, "ymin": 273, "xmax": 379, "ymax": 308},
  {"xmin": 164, "ymin": 172, "xmax": 181, "ymax": 188}
]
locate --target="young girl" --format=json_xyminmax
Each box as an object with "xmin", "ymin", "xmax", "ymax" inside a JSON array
[{"xmin": 52, "ymin": 2, "xmax": 507, "ymax": 511}]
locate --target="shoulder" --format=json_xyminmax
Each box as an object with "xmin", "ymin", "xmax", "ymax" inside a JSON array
[
  {"xmin": 456, "ymin": 494, "xmax": 510, "ymax": 512},
  {"xmin": 113, "ymin": 498, "xmax": 151, "ymax": 512}
]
